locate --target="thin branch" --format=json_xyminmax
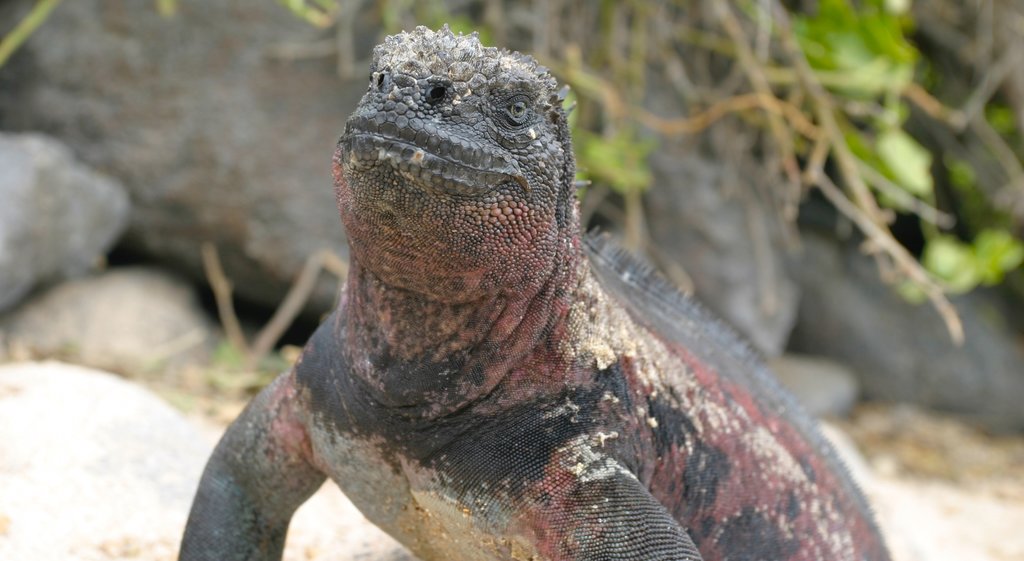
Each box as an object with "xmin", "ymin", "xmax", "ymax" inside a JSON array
[
  {"xmin": 634, "ymin": 92, "xmax": 820, "ymax": 139},
  {"xmin": 713, "ymin": 2, "xmax": 801, "ymax": 191},
  {"xmin": 200, "ymin": 243, "xmax": 250, "ymax": 354},
  {"xmin": 335, "ymin": 0, "xmax": 357, "ymax": 79},
  {"xmin": 770, "ymin": 1, "xmax": 964, "ymax": 344},
  {"xmin": 769, "ymin": 3, "xmax": 885, "ymax": 224},
  {"xmin": 902, "ymin": 82, "xmax": 966, "ymax": 126},
  {"xmin": 247, "ymin": 249, "xmax": 347, "ymax": 368},
  {"xmin": 955, "ymin": 47, "xmax": 1023, "ymax": 130},
  {"xmin": 0, "ymin": 0, "xmax": 64, "ymax": 68},
  {"xmin": 814, "ymin": 174, "xmax": 964, "ymax": 344},
  {"xmin": 855, "ymin": 160, "xmax": 957, "ymax": 228}
]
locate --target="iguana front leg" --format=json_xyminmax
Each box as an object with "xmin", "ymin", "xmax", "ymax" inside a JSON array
[
  {"xmin": 525, "ymin": 469, "xmax": 704, "ymax": 561},
  {"xmin": 179, "ymin": 370, "xmax": 325, "ymax": 561}
]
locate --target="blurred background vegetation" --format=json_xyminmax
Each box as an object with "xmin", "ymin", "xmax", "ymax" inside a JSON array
[
  {"xmin": 258, "ymin": 0, "xmax": 1024, "ymax": 343},
  {"xmin": 2, "ymin": 0, "xmax": 1024, "ymax": 431},
  {"xmin": 6, "ymin": 1, "xmax": 1022, "ymax": 321}
]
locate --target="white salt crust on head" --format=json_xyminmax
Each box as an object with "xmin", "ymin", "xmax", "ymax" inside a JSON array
[{"xmin": 371, "ymin": 25, "xmax": 559, "ymax": 100}]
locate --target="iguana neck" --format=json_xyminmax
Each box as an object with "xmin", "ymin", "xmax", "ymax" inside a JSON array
[{"xmin": 339, "ymin": 236, "xmax": 585, "ymax": 418}]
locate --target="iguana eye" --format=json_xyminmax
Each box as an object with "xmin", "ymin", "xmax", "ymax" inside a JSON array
[{"xmin": 504, "ymin": 97, "xmax": 530, "ymax": 126}]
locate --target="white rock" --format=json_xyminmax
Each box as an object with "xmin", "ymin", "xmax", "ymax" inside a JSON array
[
  {"xmin": 0, "ymin": 362, "xmax": 207, "ymax": 561},
  {"xmin": 0, "ymin": 361, "xmax": 410, "ymax": 561}
]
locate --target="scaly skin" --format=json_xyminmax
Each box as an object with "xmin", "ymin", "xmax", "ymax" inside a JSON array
[{"xmin": 180, "ymin": 26, "xmax": 891, "ymax": 561}]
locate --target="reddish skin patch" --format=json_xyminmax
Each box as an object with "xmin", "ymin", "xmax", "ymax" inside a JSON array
[
  {"xmin": 332, "ymin": 149, "xmax": 561, "ymax": 306},
  {"xmin": 266, "ymin": 372, "xmax": 315, "ymax": 464},
  {"xmin": 486, "ymin": 323, "xmax": 886, "ymax": 561},
  {"xmin": 641, "ymin": 346, "xmax": 884, "ymax": 560}
]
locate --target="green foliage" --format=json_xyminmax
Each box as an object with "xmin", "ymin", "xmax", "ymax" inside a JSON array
[
  {"xmin": 574, "ymin": 127, "xmax": 656, "ymax": 196},
  {"xmin": 793, "ymin": 0, "xmax": 916, "ymax": 98},
  {"xmin": 938, "ymin": 155, "xmax": 1024, "ymax": 293},
  {"xmin": 793, "ymin": 0, "xmax": 1024, "ymax": 300},
  {"xmin": 946, "ymin": 155, "xmax": 1012, "ymax": 228},
  {"xmin": 278, "ymin": 0, "xmax": 338, "ymax": 27},
  {"xmin": 986, "ymin": 104, "xmax": 1017, "ymax": 137},
  {"xmin": 797, "ymin": 0, "xmax": 928, "ymax": 205},
  {"xmin": 876, "ymin": 128, "xmax": 933, "ymax": 197},
  {"xmin": 924, "ymin": 230, "xmax": 1024, "ymax": 293},
  {"xmin": 156, "ymin": 0, "xmax": 177, "ymax": 18}
]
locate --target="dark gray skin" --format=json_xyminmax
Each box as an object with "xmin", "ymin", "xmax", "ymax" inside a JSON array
[{"xmin": 180, "ymin": 26, "xmax": 891, "ymax": 561}]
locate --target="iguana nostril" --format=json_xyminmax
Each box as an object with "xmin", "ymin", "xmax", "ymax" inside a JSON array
[{"xmin": 425, "ymin": 85, "xmax": 448, "ymax": 105}]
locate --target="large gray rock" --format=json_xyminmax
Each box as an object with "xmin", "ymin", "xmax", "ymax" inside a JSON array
[
  {"xmin": 0, "ymin": 0, "xmax": 364, "ymax": 313},
  {"xmin": 789, "ymin": 233, "xmax": 1024, "ymax": 432},
  {"xmin": 0, "ymin": 133, "xmax": 129, "ymax": 313},
  {"xmin": 0, "ymin": 361, "xmax": 412, "ymax": 561},
  {"xmin": 1, "ymin": 267, "xmax": 216, "ymax": 376},
  {"xmin": 644, "ymin": 146, "xmax": 800, "ymax": 356}
]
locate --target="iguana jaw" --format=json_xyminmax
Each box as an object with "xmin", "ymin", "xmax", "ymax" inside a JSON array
[{"xmin": 341, "ymin": 119, "xmax": 529, "ymax": 197}]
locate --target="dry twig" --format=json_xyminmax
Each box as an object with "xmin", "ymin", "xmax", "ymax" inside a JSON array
[
  {"xmin": 200, "ymin": 243, "xmax": 250, "ymax": 354},
  {"xmin": 814, "ymin": 174, "xmax": 964, "ymax": 343},
  {"xmin": 635, "ymin": 92, "xmax": 820, "ymax": 138}
]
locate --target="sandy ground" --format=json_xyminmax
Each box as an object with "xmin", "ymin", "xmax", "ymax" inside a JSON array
[{"xmin": 830, "ymin": 405, "xmax": 1024, "ymax": 561}]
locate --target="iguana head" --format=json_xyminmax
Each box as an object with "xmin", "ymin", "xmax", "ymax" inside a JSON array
[{"xmin": 335, "ymin": 26, "xmax": 577, "ymax": 302}]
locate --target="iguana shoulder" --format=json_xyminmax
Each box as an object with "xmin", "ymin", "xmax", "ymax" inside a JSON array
[{"xmin": 585, "ymin": 231, "xmax": 885, "ymax": 558}]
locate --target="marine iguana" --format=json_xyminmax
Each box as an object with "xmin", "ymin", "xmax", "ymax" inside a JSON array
[{"xmin": 179, "ymin": 25, "xmax": 891, "ymax": 561}]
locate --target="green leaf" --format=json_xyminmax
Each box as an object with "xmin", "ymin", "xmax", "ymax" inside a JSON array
[
  {"xmin": 973, "ymin": 229, "xmax": 1024, "ymax": 285},
  {"xmin": 575, "ymin": 128, "xmax": 656, "ymax": 196},
  {"xmin": 922, "ymin": 230, "xmax": 1024, "ymax": 293},
  {"xmin": 877, "ymin": 129, "xmax": 933, "ymax": 196},
  {"xmin": 923, "ymin": 236, "xmax": 980, "ymax": 293},
  {"xmin": 946, "ymin": 157, "xmax": 976, "ymax": 190},
  {"xmin": 985, "ymin": 104, "xmax": 1017, "ymax": 136},
  {"xmin": 793, "ymin": 0, "xmax": 918, "ymax": 97}
]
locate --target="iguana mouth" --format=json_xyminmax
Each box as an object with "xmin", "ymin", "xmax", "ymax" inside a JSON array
[{"xmin": 342, "ymin": 117, "xmax": 528, "ymax": 196}]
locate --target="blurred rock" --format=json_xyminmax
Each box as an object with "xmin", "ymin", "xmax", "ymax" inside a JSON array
[
  {"xmin": 789, "ymin": 233, "xmax": 1024, "ymax": 432},
  {"xmin": 644, "ymin": 145, "xmax": 800, "ymax": 357},
  {"xmin": 1, "ymin": 267, "xmax": 215, "ymax": 376},
  {"xmin": 0, "ymin": 0, "xmax": 363, "ymax": 314},
  {"xmin": 0, "ymin": 361, "xmax": 412, "ymax": 561},
  {"xmin": 0, "ymin": 133, "xmax": 129, "ymax": 313},
  {"xmin": 770, "ymin": 354, "xmax": 859, "ymax": 418}
]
